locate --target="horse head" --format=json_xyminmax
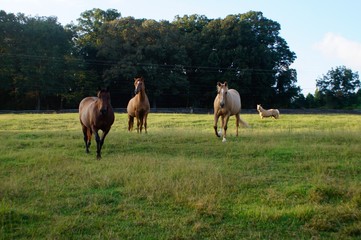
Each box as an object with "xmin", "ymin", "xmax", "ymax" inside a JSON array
[
  {"xmin": 257, "ymin": 104, "xmax": 262, "ymax": 112},
  {"xmin": 97, "ymin": 87, "xmax": 111, "ymax": 115},
  {"xmin": 217, "ymin": 81, "xmax": 228, "ymax": 108},
  {"xmin": 134, "ymin": 77, "xmax": 145, "ymax": 95}
]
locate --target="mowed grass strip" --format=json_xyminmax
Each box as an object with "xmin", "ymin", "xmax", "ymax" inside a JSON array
[{"xmin": 0, "ymin": 113, "xmax": 361, "ymax": 239}]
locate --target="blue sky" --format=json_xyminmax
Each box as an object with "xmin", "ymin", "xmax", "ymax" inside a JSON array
[{"xmin": 3, "ymin": 0, "xmax": 361, "ymax": 95}]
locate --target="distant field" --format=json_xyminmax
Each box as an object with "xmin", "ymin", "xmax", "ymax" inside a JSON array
[{"xmin": 0, "ymin": 113, "xmax": 361, "ymax": 239}]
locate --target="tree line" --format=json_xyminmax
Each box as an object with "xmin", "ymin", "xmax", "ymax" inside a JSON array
[{"xmin": 0, "ymin": 9, "xmax": 360, "ymax": 110}]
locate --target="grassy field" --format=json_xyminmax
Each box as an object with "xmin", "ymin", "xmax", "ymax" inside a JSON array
[{"xmin": 0, "ymin": 112, "xmax": 361, "ymax": 239}]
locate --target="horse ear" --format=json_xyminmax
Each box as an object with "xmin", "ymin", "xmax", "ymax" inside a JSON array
[
  {"xmin": 216, "ymin": 82, "xmax": 221, "ymax": 91},
  {"xmin": 224, "ymin": 81, "xmax": 228, "ymax": 87},
  {"xmin": 97, "ymin": 87, "xmax": 102, "ymax": 95}
]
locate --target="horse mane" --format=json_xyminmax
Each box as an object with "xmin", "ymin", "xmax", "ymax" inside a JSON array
[{"xmin": 97, "ymin": 86, "xmax": 110, "ymax": 94}]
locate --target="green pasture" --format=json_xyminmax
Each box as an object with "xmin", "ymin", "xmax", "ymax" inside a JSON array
[{"xmin": 0, "ymin": 112, "xmax": 361, "ymax": 239}]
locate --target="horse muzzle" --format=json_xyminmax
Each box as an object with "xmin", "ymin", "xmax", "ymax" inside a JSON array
[
  {"xmin": 220, "ymin": 102, "xmax": 225, "ymax": 108},
  {"xmin": 100, "ymin": 108, "xmax": 108, "ymax": 115}
]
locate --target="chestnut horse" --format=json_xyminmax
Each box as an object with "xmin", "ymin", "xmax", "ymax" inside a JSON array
[
  {"xmin": 127, "ymin": 77, "xmax": 150, "ymax": 133},
  {"xmin": 214, "ymin": 82, "xmax": 248, "ymax": 142},
  {"xmin": 79, "ymin": 88, "xmax": 114, "ymax": 159}
]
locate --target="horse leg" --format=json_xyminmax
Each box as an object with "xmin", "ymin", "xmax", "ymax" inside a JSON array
[
  {"xmin": 94, "ymin": 130, "xmax": 102, "ymax": 160},
  {"xmin": 138, "ymin": 115, "xmax": 144, "ymax": 133},
  {"xmin": 235, "ymin": 114, "xmax": 240, "ymax": 137},
  {"xmin": 86, "ymin": 129, "xmax": 92, "ymax": 152},
  {"xmin": 220, "ymin": 116, "xmax": 225, "ymax": 137},
  {"xmin": 128, "ymin": 115, "xmax": 134, "ymax": 131},
  {"xmin": 143, "ymin": 113, "xmax": 148, "ymax": 133},
  {"xmin": 222, "ymin": 115, "xmax": 230, "ymax": 142},
  {"xmin": 136, "ymin": 116, "xmax": 141, "ymax": 133},
  {"xmin": 214, "ymin": 113, "xmax": 220, "ymax": 137},
  {"xmin": 82, "ymin": 125, "xmax": 91, "ymax": 153},
  {"xmin": 98, "ymin": 129, "xmax": 110, "ymax": 160}
]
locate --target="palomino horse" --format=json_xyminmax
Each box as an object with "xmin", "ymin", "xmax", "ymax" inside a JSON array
[
  {"xmin": 127, "ymin": 77, "xmax": 150, "ymax": 133},
  {"xmin": 79, "ymin": 88, "xmax": 115, "ymax": 159},
  {"xmin": 257, "ymin": 104, "xmax": 280, "ymax": 119},
  {"xmin": 214, "ymin": 82, "xmax": 248, "ymax": 142}
]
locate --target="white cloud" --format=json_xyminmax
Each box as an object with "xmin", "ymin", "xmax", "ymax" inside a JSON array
[{"xmin": 314, "ymin": 32, "xmax": 361, "ymax": 70}]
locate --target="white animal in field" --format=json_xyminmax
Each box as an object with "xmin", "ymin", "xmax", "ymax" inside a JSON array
[{"xmin": 257, "ymin": 104, "xmax": 280, "ymax": 119}]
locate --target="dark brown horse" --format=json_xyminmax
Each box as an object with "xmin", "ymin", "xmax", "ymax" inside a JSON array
[
  {"xmin": 214, "ymin": 82, "xmax": 249, "ymax": 142},
  {"xmin": 79, "ymin": 88, "xmax": 115, "ymax": 159},
  {"xmin": 127, "ymin": 77, "xmax": 150, "ymax": 133}
]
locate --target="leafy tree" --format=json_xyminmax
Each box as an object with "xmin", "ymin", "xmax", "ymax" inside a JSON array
[
  {"xmin": 73, "ymin": 8, "xmax": 121, "ymax": 91},
  {"xmin": 237, "ymin": 12, "xmax": 299, "ymax": 107},
  {"xmin": 76, "ymin": 11, "xmax": 299, "ymax": 108},
  {"xmin": 316, "ymin": 66, "xmax": 360, "ymax": 108},
  {"xmin": 274, "ymin": 68, "xmax": 301, "ymax": 107},
  {"xmin": 0, "ymin": 11, "xmax": 73, "ymax": 109},
  {"xmin": 138, "ymin": 20, "xmax": 190, "ymax": 107},
  {"xmin": 19, "ymin": 16, "xmax": 74, "ymax": 109},
  {"xmin": 305, "ymin": 93, "xmax": 316, "ymax": 108},
  {"xmin": 0, "ymin": 11, "xmax": 26, "ymax": 108},
  {"xmin": 172, "ymin": 12, "xmax": 298, "ymax": 108},
  {"xmin": 98, "ymin": 17, "xmax": 190, "ymax": 107},
  {"xmin": 0, "ymin": 9, "xmax": 302, "ymax": 110},
  {"xmin": 75, "ymin": 8, "xmax": 121, "ymax": 49},
  {"xmin": 172, "ymin": 14, "xmax": 211, "ymax": 107}
]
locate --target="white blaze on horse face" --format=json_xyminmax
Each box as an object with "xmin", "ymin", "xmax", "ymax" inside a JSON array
[
  {"xmin": 219, "ymin": 89, "xmax": 225, "ymax": 107},
  {"xmin": 135, "ymin": 80, "xmax": 141, "ymax": 94}
]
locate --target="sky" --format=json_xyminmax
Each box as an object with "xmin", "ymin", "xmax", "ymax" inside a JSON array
[{"xmin": 2, "ymin": 0, "xmax": 361, "ymax": 95}]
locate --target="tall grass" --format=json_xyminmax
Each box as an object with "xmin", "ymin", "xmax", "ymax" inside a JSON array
[{"xmin": 0, "ymin": 113, "xmax": 361, "ymax": 239}]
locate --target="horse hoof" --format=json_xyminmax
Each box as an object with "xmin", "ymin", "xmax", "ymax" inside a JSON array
[{"xmin": 222, "ymin": 138, "xmax": 227, "ymax": 143}]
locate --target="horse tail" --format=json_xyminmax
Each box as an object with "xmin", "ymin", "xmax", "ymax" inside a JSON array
[{"xmin": 239, "ymin": 117, "xmax": 250, "ymax": 128}]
